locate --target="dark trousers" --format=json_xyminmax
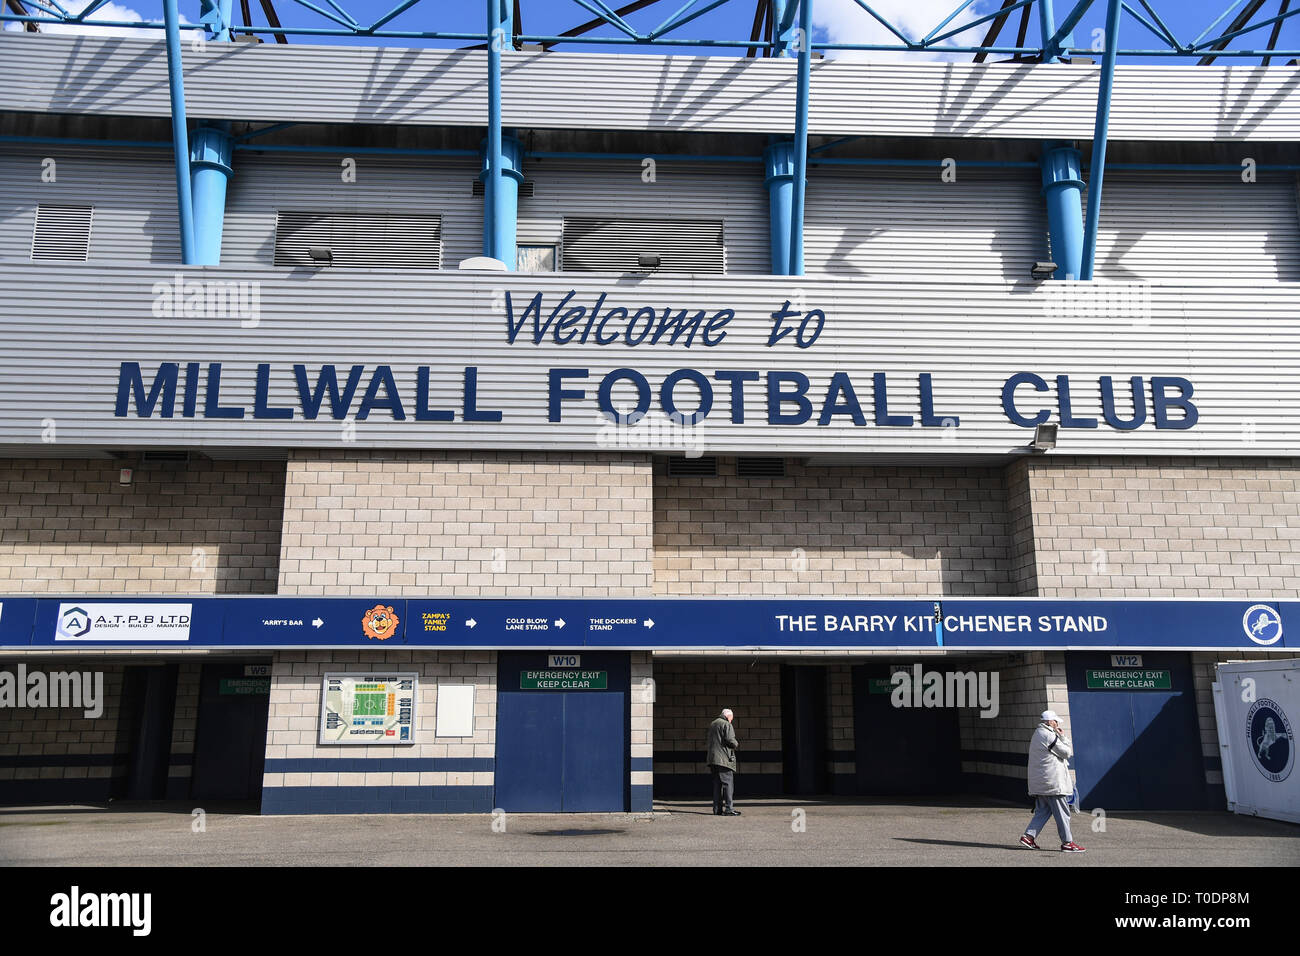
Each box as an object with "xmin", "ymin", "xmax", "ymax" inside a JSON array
[{"xmin": 710, "ymin": 766, "xmax": 735, "ymax": 814}]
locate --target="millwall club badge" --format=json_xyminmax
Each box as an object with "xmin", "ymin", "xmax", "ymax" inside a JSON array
[{"xmin": 1246, "ymin": 699, "xmax": 1293, "ymax": 782}]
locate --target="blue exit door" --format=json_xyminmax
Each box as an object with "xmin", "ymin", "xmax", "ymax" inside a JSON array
[
  {"xmin": 495, "ymin": 652, "xmax": 629, "ymax": 812},
  {"xmin": 1065, "ymin": 651, "xmax": 1207, "ymax": 811}
]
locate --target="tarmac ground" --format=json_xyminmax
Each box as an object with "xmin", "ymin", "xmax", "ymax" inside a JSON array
[{"xmin": 2, "ymin": 796, "xmax": 1297, "ymax": 866}]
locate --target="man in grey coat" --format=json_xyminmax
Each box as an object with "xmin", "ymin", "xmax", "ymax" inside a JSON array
[
  {"xmin": 706, "ymin": 708, "xmax": 741, "ymax": 816},
  {"xmin": 1020, "ymin": 710, "xmax": 1085, "ymax": 852}
]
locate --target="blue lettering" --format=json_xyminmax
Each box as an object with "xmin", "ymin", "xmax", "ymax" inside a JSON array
[
  {"xmin": 463, "ymin": 366, "xmax": 503, "ymax": 423},
  {"xmin": 294, "ymin": 364, "xmax": 365, "ymax": 420},
  {"xmin": 873, "ymin": 372, "xmax": 912, "ymax": 426},
  {"xmin": 1100, "ymin": 375, "xmax": 1146, "ymax": 430},
  {"xmin": 818, "ymin": 372, "xmax": 865, "ymax": 426},
  {"xmin": 703, "ymin": 310, "xmax": 733, "ymax": 346},
  {"xmin": 415, "ymin": 366, "xmax": 454, "ymax": 422},
  {"xmin": 204, "ymin": 363, "xmax": 244, "ymax": 419},
  {"xmin": 714, "ymin": 370, "xmax": 760, "ymax": 423},
  {"xmin": 1002, "ymin": 372, "xmax": 1051, "ymax": 427},
  {"xmin": 115, "ymin": 362, "xmax": 178, "ymax": 418},
  {"xmin": 660, "ymin": 368, "xmax": 713, "ymax": 425},
  {"xmin": 919, "ymin": 373, "xmax": 958, "ymax": 427},
  {"xmin": 1151, "ymin": 376, "xmax": 1198, "ymax": 429},
  {"xmin": 253, "ymin": 364, "xmax": 293, "ymax": 420},
  {"xmin": 356, "ymin": 365, "xmax": 406, "ymax": 421},
  {"xmin": 599, "ymin": 368, "xmax": 651, "ymax": 424},
  {"xmin": 1056, "ymin": 374, "xmax": 1097, "ymax": 428},
  {"xmin": 767, "ymin": 371, "xmax": 811, "ymax": 425},
  {"xmin": 548, "ymin": 368, "xmax": 588, "ymax": 422}
]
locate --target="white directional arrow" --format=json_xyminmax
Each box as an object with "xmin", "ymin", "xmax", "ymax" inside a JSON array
[
  {"xmin": 555, "ymin": 618, "xmax": 566, "ymax": 629},
  {"xmin": 466, "ymin": 618, "xmax": 477, "ymax": 629},
  {"xmin": 643, "ymin": 619, "xmax": 655, "ymax": 629},
  {"xmin": 312, "ymin": 618, "xmax": 324, "ymax": 629}
]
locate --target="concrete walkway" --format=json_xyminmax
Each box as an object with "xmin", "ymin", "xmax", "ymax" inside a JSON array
[{"xmin": 1, "ymin": 797, "xmax": 1296, "ymax": 866}]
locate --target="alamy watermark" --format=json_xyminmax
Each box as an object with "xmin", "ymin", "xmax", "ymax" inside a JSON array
[
  {"xmin": 0, "ymin": 665, "xmax": 104, "ymax": 718},
  {"xmin": 152, "ymin": 272, "xmax": 261, "ymax": 326}
]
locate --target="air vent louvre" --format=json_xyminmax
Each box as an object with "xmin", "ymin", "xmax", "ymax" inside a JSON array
[
  {"xmin": 471, "ymin": 180, "xmax": 535, "ymax": 197},
  {"xmin": 273, "ymin": 211, "xmax": 441, "ymax": 268},
  {"xmin": 737, "ymin": 457, "xmax": 786, "ymax": 478},
  {"xmin": 562, "ymin": 217, "xmax": 725, "ymax": 273},
  {"xmin": 667, "ymin": 456, "xmax": 718, "ymax": 477},
  {"xmin": 31, "ymin": 204, "xmax": 93, "ymax": 261}
]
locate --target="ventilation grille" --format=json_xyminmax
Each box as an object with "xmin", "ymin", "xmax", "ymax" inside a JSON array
[
  {"xmin": 273, "ymin": 211, "xmax": 441, "ymax": 269},
  {"xmin": 737, "ymin": 457, "xmax": 786, "ymax": 478},
  {"xmin": 31, "ymin": 204, "xmax": 93, "ymax": 261},
  {"xmin": 562, "ymin": 218, "xmax": 726, "ymax": 273},
  {"xmin": 667, "ymin": 456, "xmax": 717, "ymax": 477},
  {"xmin": 471, "ymin": 180, "xmax": 535, "ymax": 197}
]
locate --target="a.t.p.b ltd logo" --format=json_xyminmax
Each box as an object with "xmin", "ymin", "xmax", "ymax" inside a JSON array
[
  {"xmin": 58, "ymin": 606, "xmax": 92, "ymax": 639},
  {"xmin": 1246, "ymin": 698, "xmax": 1293, "ymax": 782},
  {"xmin": 1241, "ymin": 604, "xmax": 1282, "ymax": 646}
]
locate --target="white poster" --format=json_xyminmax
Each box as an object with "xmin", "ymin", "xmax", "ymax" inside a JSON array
[
  {"xmin": 54, "ymin": 602, "xmax": 192, "ymax": 641},
  {"xmin": 320, "ymin": 672, "xmax": 418, "ymax": 745},
  {"xmin": 435, "ymin": 684, "xmax": 476, "ymax": 737}
]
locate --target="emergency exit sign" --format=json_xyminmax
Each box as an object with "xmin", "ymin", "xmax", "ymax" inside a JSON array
[
  {"xmin": 521, "ymin": 670, "xmax": 607, "ymax": 690},
  {"xmin": 1086, "ymin": 669, "xmax": 1171, "ymax": 690}
]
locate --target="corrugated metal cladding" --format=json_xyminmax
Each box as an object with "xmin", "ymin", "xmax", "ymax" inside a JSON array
[
  {"xmin": 0, "ymin": 148, "xmax": 179, "ymax": 263},
  {"xmin": 0, "ymin": 264, "xmax": 1296, "ymax": 457},
  {"xmin": 1091, "ymin": 174, "xmax": 1300, "ymax": 281},
  {"xmin": 805, "ymin": 169, "xmax": 1045, "ymax": 280},
  {"xmin": 5, "ymin": 34, "xmax": 1300, "ymax": 141},
  {"xmin": 2, "ymin": 150, "xmax": 1298, "ymax": 281},
  {"xmin": 561, "ymin": 218, "xmax": 727, "ymax": 273},
  {"xmin": 271, "ymin": 211, "xmax": 442, "ymax": 269}
]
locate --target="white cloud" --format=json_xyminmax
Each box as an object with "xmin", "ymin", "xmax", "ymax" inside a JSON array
[
  {"xmin": 5, "ymin": 0, "xmax": 192, "ymax": 36},
  {"xmin": 813, "ymin": 0, "xmax": 1001, "ymax": 62}
]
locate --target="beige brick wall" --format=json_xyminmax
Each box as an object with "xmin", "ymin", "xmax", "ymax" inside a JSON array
[
  {"xmin": 278, "ymin": 450, "xmax": 653, "ymax": 596},
  {"xmin": 261, "ymin": 650, "xmax": 495, "ymax": 790},
  {"xmin": 1015, "ymin": 456, "xmax": 1299, "ymax": 597},
  {"xmin": 653, "ymin": 658, "xmax": 783, "ymax": 783},
  {"xmin": 0, "ymin": 457, "xmax": 284, "ymax": 594},
  {"xmin": 0, "ymin": 660, "xmax": 125, "ymax": 788},
  {"xmin": 654, "ymin": 458, "xmax": 1013, "ymax": 596},
  {"xmin": 957, "ymin": 651, "xmax": 1067, "ymax": 787}
]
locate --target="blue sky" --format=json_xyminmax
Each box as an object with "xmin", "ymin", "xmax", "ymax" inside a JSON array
[{"xmin": 5, "ymin": 0, "xmax": 1298, "ymax": 63}]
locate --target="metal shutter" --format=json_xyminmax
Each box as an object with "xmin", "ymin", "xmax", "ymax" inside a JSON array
[
  {"xmin": 30, "ymin": 203, "xmax": 93, "ymax": 261},
  {"xmin": 273, "ymin": 210, "xmax": 441, "ymax": 268},
  {"xmin": 561, "ymin": 217, "xmax": 726, "ymax": 273},
  {"xmin": 471, "ymin": 180, "xmax": 535, "ymax": 197}
]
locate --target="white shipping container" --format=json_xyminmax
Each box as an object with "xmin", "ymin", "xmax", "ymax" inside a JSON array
[{"xmin": 1213, "ymin": 660, "xmax": 1300, "ymax": 825}]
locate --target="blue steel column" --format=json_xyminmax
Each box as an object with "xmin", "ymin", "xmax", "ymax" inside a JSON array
[
  {"xmin": 162, "ymin": 0, "xmax": 196, "ymax": 264},
  {"xmin": 1080, "ymin": 0, "xmax": 1121, "ymax": 280},
  {"xmin": 484, "ymin": 0, "xmax": 514, "ymax": 266},
  {"xmin": 788, "ymin": 0, "xmax": 812, "ymax": 276},
  {"xmin": 1040, "ymin": 143, "xmax": 1083, "ymax": 280},
  {"xmin": 190, "ymin": 124, "xmax": 234, "ymax": 265},
  {"xmin": 479, "ymin": 135, "xmax": 523, "ymax": 266},
  {"xmin": 764, "ymin": 142, "xmax": 796, "ymax": 275},
  {"xmin": 1038, "ymin": 0, "xmax": 1076, "ymax": 62},
  {"xmin": 770, "ymin": 0, "xmax": 799, "ymax": 56}
]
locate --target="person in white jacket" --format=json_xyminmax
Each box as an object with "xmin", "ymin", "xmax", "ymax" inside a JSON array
[{"xmin": 1019, "ymin": 710, "xmax": 1086, "ymax": 852}]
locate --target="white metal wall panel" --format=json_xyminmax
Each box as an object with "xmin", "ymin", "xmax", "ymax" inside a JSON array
[
  {"xmin": 222, "ymin": 154, "xmax": 478, "ymax": 267},
  {"xmin": 1092, "ymin": 174, "xmax": 1300, "ymax": 282},
  {"xmin": 0, "ymin": 264, "xmax": 1296, "ymax": 457},
  {"xmin": 805, "ymin": 169, "xmax": 1045, "ymax": 279},
  {"xmin": 4, "ymin": 34, "xmax": 1300, "ymax": 141},
  {"xmin": 0, "ymin": 147, "xmax": 178, "ymax": 263},
  {"xmin": 520, "ymin": 161, "xmax": 766, "ymax": 274}
]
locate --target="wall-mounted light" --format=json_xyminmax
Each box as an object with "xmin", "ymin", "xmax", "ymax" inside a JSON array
[
  {"xmin": 1030, "ymin": 423, "xmax": 1058, "ymax": 453},
  {"xmin": 307, "ymin": 246, "xmax": 333, "ymax": 264},
  {"xmin": 1030, "ymin": 261, "xmax": 1058, "ymax": 280},
  {"xmin": 638, "ymin": 253, "xmax": 662, "ymax": 271},
  {"xmin": 119, "ymin": 467, "xmax": 133, "ymax": 486}
]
